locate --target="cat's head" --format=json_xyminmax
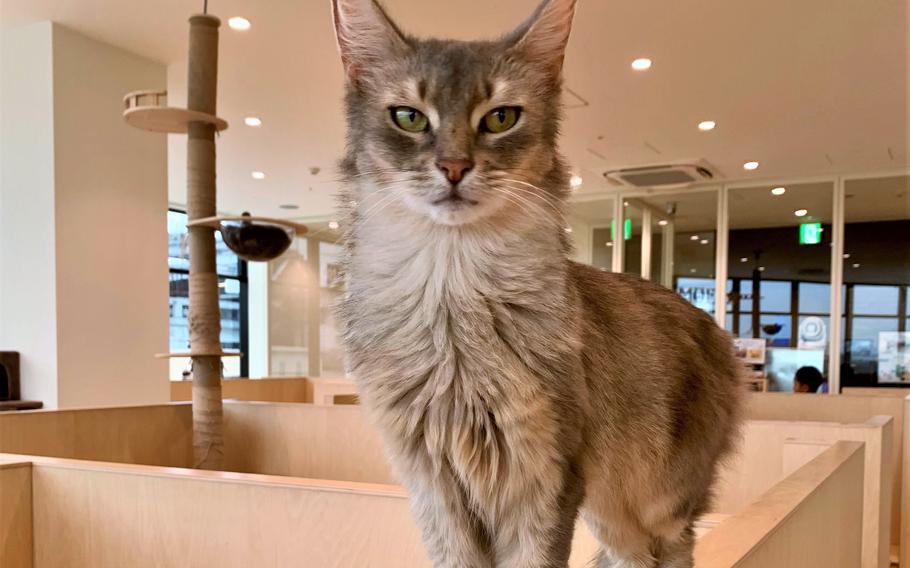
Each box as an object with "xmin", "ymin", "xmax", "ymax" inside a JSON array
[{"xmin": 332, "ymin": 0, "xmax": 577, "ymax": 227}]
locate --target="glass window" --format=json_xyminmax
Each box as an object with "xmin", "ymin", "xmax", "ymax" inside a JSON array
[
  {"xmin": 167, "ymin": 210, "xmax": 247, "ymax": 380},
  {"xmin": 799, "ymin": 282, "xmax": 830, "ymax": 314},
  {"xmin": 853, "ymin": 285, "xmax": 899, "ymax": 316}
]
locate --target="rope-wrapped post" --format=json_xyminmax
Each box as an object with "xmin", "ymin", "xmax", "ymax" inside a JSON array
[{"xmin": 186, "ymin": 13, "xmax": 224, "ymax": 470}]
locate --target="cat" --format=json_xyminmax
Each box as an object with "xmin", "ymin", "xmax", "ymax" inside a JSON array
[{"xmin": 330, "ymin": 1, "xmax": 742, "ymax": 566}]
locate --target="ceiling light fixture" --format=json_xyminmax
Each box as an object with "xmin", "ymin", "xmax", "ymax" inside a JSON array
[
  {"xmin": 570, "ymin": 174, "xmax": 583, "ymax": 189},
  {"xmin": 758, "ymin": 266, "xmax": 766, "ymax": 272},
  {"xmin": 794, "ymin": 209, "xmax": 808, "ymax": 217},
  {"xmin": 631, "ymin": 58, "xmax": 652, "ymax": 71},
  {"xmin": 328, "ymin": 220, "xmax": 340, "ymax": 230},
  {"xmin": 228, "ymin": 17, "xmax": 251, "ymax": 31},
  {"xmin": 743, "ymin": 161, "xmax": 760, "ymax": 171},
  {"xmin": 852, "ymin": 263, "xmax": 861, "ymax": 268},
  {"xmin": 740, "ymin": 257, "xmax": 748, "ymax": 263},
  {"xmin": 244, "ymin": 116, "xmax": 262, "ymax": 127},
  {"xmin": 690, "ymin": 235, "xmax": 700, "ymax": 241},
  {"xmin": 843, "ymin": 253, "xmax": 851, "ymax": 259},
  {"xmin": 251, "ymin": 171, "xmax": 266, "ymax": 180},
  {"xmin": 658, "ymin": 219, "xmax": 668, "ymax": 226},
  {"xmin": 606, "ymin": 242, "xmax": 613, "ymax": 247},
  {"xmin": 700, "ymin": 239, "xmax": 709, "ymax": 245},
  {"xmin": 697, "ymin": 120, "xmax": 716, "ymax": 131},
  {"xmin": 771, "ymin": 187, "xmax": 786, "ymax": 196},
  {"xmin": 690, "ymin": 268, "xmax": 697, "ymax": 273}
]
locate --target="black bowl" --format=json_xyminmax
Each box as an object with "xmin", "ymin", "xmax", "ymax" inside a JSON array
[{"xmin": 220, "ymin": 220, "xmax": 294, "ymax": 262}]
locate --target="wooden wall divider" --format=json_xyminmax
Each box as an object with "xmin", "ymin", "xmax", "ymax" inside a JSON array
[
  {"xmin": 1, "ymin": 440, "xmax": 866, "ymax": 568},
  {"xmin": 0, "ymin": 459, "xmax": 32, "ymax": 568}
]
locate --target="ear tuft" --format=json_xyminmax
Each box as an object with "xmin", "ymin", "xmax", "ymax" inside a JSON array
[
  {"xmin": 331, "ymin": 0, "xmax": 409, "ymax": 85},
  {"xmin": 507, "ymin": 0, "xmax": 578, "ymax": 76}
]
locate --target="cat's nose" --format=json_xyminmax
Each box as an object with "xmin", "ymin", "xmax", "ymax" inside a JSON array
[{"xmin": 436, "ymin": 158, "xmax": 474, "ymax": 185}]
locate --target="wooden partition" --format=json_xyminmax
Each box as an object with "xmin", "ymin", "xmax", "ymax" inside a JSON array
[
  {"xmin": 2, "ymin": 440, "xmax": 865, "ymax": 568},
  {"xmin": 746, "ymin": 392, "xmax": 906, "ymax": 565},
  {"xmin": 170, "ymin": 377, "xmax": 313, "ymax": 403},
  {"xmin": 0, "ymin": 403, "xmax": 192, "ymax": 468},
  {"xmin": 0, "ymin": 460, "xmax": 32, "ymax": 568},
  {"xmin": 695, "ymin": 441, "xmax": 865, "ymax": 568},
  {"xmin": 716, "ymin": 416, "xmax": 892, "ymax": 568},
  {"xmin": 222, "ymin": 402, "xmax": 394, "ymax": 484}
]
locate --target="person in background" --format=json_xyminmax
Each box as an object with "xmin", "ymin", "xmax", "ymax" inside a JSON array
[{"xmin": 794, "ymin": 366, "xmax": 828, "ymax": 393}]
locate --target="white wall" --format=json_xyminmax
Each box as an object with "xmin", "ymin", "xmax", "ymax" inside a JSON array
[
  {"xmin": 567, "ymin": 215, "xmax": 593, "ymax": 265},
  {"xmin": 0, "ymin": 22, "xmax": 59, "ymax": 406},
  {"xmin": 0, "ymin": 23, "xmax": 169, "ymax": 408}
]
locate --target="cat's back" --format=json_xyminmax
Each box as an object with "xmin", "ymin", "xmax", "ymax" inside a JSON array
[{"xmin": 569, "ymin": 260, "xmax": 741, "ymax": 463}]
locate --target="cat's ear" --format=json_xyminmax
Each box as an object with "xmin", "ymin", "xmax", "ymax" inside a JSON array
[
  {"xmin": 506, "ymin": 0, "xmax": 578, "ymax": 76},
  {"xmin": 331, "ymin": 0, "xmax": 410, "ymax": 85}
]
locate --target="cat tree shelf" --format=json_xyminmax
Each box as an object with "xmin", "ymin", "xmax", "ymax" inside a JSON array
[
  {"xmin": 187, "ymin": 215, "xmax": 309, "ymax": 235},
  {"xmin": 122, "ymin": 90, "xmax": 228, "ymax": 134}
]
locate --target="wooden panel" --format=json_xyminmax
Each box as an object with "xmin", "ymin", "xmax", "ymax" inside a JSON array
[
  {"xmin": 170, "ymin": 377, "xmax": 313, "ymax": 403},
  {"xmin": 0, "ymin": 460, "xmax": 33, "ymax": 568},
  {"xmin": 845, "ymin": 387, "xmax": 910, "ymax": 398},
  {"xmin": 746, "ymin": 391, "xmax": 905, "ymax": 552},
  {"xmin": 30, "ymin": 460, "xmax": 429, "ymax": 568},
  {"xmin": 714, "ymin": 417, "xmax": 892, "ymax": 568},
  {"xmin": 222, "ymin": 402, "xmax": 395, "ymax": 484},
  {"xmin": 0, "ymin": 404, "xmax": 192, "ymax": 468},
  {"xmin": 695, "ymin": 441, "xmax": 864, "ymax": 568},
  {"xmin": 782, "ymin": 440, "xmax": 830, "ymax": 477}
]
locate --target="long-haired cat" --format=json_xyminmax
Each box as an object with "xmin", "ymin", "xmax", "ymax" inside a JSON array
[{"xmin": 331, "ymin": 1, "xmax": 741, "ymax": 566}]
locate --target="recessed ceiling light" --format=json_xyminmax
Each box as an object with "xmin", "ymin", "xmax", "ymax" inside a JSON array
[
  {"xmin": 690, "ymin": 235, "xmax": 700, "ymax": 241},
  {"xmin": 843, "ymin": 253, "xmax": 851, "ymax": 259},
  {"xmin": 740, "ymin": 257, "xmax": 748, "ymax": 263},
  {"xmin": 328, "ymin": 220, "xmax": 340, "ymax": 230},
  {"xmin": 771, "ymin": 187, "xmax": 786, "ymax": 196},
  {"xmin": 658, "ymin": 219, "xmax": 669, "ymax": 226},
  {"xmin": 244, "ymin": 116, "xmax": 262, "ymax": 127},
  {"xmin": 743, "ymin": 161, "xmax": 760, "ymax": 171},
  {"xmin": 758, "ymin": 266, "xmax": 766, "ymax": 272},
  {"xmin": 698, "ymin": 120, "xmax": 716, "ymax": 131},
  {"xmin": 606, "ymin": 242, "xmax": 614, "ymax": 247},
  {"xmin": 690, "ymin": 268, "xmax": 697, "ymax": 273},
  {"xmin": 623, "ymin": 201, "xmax": 629, "ymax": 207},
  {"xmin": 631, "ymin": 58, "xmax": 652, "ymax": 71},
  {"xmin": 852, "ymin": 263, "xmax": 861, "ymax": 268},
  {"xmin": 569, "ymin": 174, "xmax": 583, "ymax": 189},
  {"xmin": 794, "ymin": 209, "xmax": 808, "ymax": 217},
  {"xmin": 279, "ymin": 204, "xmax": 299, "ymax": 210},
  {"xmin": 251, "ymin": 171, "xmax": 266, "ymax": 180},
  {"xmin": 700, "ymin": 239, "xmax": 709, "ymax": 245},
  {"xmin": 228, "ymin": 17, "xmax": 251, "ymax": 31}
]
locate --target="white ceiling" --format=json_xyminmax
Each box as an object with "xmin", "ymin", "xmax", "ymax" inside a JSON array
[{"xmin": 3, "ymin": 0, "xmax": 909, "ymax": 220}]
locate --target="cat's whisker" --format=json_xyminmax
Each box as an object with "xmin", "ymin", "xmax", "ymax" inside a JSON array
[
  {"xmin": 494, "ymin": 183, "xmax": 565, "ymax": 220},
  {"xmin": 488, "ymin": 186, "xmax": 557, "ymax": 223}
]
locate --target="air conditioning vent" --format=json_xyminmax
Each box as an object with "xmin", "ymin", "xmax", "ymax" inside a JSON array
[{"xmin": 604, "ymin": 162, "xmax": 714, "ymax": 189}]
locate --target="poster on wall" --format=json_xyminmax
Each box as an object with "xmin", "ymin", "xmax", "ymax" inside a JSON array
[
  {"xmin": 878, "ymin": 332, "xmax": 910, "ymax": 383},
  {"xmin": 733, "ymin": 338, "xmax": 766, "ymax": 365}
]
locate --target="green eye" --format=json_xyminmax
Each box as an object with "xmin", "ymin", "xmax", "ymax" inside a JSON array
[
  {"xmin": 391, "ymin": 107, "xmax": 429, "ymax": 132},
  {"xmin": 481, "ymin": 107, "xmax": 521, "ymax": 133}
]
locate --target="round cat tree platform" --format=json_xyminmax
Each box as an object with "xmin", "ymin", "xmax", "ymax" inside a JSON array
[{"xmin": 122, "ymin": 90, "xmax": 228, "ymax": 134}]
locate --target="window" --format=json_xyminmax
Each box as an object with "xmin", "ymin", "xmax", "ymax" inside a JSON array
[{"xmin": 167, "ymin": 210, "xmax": 248, "ymax": 380}]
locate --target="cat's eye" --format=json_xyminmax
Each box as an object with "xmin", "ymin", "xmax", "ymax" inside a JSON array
[
  {"xmin": 481, "ymin": 107, "xmax": 521, "ymax": 134},
  {"xmin": 391, "ymin": 107, "xmax": 429, "ymax": 133}
]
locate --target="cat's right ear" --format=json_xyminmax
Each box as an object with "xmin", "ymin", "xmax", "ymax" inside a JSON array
[{"xmin": 331, "ymin": 0, "xmax": 410, "ymax": 86}]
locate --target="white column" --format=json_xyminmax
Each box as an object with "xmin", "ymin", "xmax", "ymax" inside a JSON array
[
  {"xmin": 661, "ymin": 221, "xmax": 675, "ymax": 289},
  {"xmin": 641, "ymin": 208, "xmax": 652, "ymax": 280},
  {"xmin": 828, "ymin": 177, "xmax": 846, "ymax": 394},
  {"xmin": 714, "ymin": 187, "xmax": 730, "ymax": 327},
  {"xmin": 611, "ymin": 197, "xmax": 625, "ymax": 273}
]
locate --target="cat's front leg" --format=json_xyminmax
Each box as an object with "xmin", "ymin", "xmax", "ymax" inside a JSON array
[{"xmin": 406, "ymin": 465, "xmax": 493, "ymax": 568}]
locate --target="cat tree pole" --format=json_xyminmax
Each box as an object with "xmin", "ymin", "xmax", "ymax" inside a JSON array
[{"xmin": 124, "ymin": 8, "xmax": 305, "ymax": 470}]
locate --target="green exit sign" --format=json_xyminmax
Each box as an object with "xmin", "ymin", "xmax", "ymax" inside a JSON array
[
  {"xmin": 611, "ymin": 219, "xmax": 632, "ymax": 241},
  {"xmin": 799, "ymin": 223, "xmax": 823, "ymax": 245}
]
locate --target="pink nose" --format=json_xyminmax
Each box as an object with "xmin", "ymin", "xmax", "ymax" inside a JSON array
[{"xmin": 436, "ymin": 158, "xmax": 474, "ymax": 185}]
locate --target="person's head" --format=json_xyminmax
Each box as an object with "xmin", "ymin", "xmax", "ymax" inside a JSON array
[{"xmin": 794, "ymin": 366, "xmax": 824, "ymax": 393}]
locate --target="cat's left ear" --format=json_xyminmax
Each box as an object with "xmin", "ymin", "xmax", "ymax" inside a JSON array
[
  {"xmin": 506, "ymin": 0, "xmax": 578, "ymax": 76},
  {"xmin": 331, "ymin": 0, "xmax": 410, "ymax": 86}
]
